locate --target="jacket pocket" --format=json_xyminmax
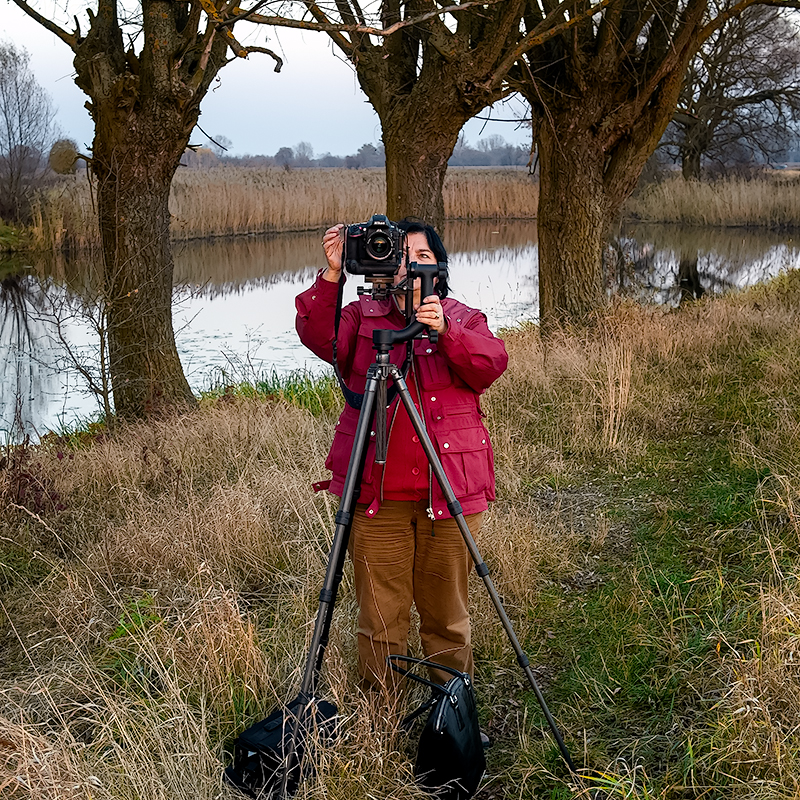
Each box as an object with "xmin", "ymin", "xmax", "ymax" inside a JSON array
[
  {"xmin": 416, "ymin": 349, "xmax": 452, "ymax": 390},
  {"xmin": 435, "ymin": 425, "xmax": 491, "ymax": 498}
]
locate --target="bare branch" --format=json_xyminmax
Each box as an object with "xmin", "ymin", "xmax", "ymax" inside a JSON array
[
  {"xmin": 698, "ymin": 0, "xmax": 800, "ymax": 44},
  {"xmin": 303, "ymin": 0, "xmax": 354, "ymax": 56},
  {"xmin": 498, "ymin": 0, "xmax": 617, "ymax": 84},
  {"xmin": 241, "ymin": 0, "xmax": 508, "ymax": 37},
  {"xmin": 228, "ymin": 45, "xmax": 284, "ymax": 71},
  {"xmin": 197, "ymin": 0, "xmax": 250, "ymax": 57},
  {"xmin": 10, "ymin": 0, "xmax": 78, "ymax": 49}
]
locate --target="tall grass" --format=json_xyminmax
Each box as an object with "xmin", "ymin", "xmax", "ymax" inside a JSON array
[
  {"xmin": 627, "ymin": 173, "xmax": 800, "ymax": 228},
  {"xmin": 2, "ymin": 270, "xmax": 800, "ymax": 797},
  {"xmin": 26, "ymin": 168, "xmax": 538, "ymax": 252}
]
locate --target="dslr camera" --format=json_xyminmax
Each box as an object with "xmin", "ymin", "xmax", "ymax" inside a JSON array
[{"xmin": 344, "ymin": 214, "xmax": 405, "ymax": 276}]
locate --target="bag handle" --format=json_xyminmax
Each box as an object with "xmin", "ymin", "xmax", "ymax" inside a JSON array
[{"xmin": 387, "ymin": 654, "xmax": 467, "ymax": 695}]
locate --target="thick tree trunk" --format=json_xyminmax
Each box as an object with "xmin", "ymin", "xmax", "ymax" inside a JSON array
[
  {"xmin": 537, "ymin": 122, "xmax": 608, "ymax": 331},
  {"xmin": 382, "ymin": 109, "xmax": 465, "ymax": 229},
  {"xmin": 93, "ymin": 114, "xmax": 195, "ymax": 418},
  {"xmin": 682, "ymin": 147, "xmax": 702, "ymax": 180}
]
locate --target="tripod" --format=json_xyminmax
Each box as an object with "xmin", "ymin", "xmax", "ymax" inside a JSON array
[{"xmin": 277, "ymin": 264, "xmax": 576, "ymax": 797}]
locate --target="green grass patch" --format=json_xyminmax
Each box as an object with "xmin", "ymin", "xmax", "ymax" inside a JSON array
[{"xmin": 200, "ymin": 368, "xmax": 341, "ymax": 416}]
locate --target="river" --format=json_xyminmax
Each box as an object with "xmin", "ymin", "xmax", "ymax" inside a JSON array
[{"xmin": 1, "ymin": 220, "xmax": 797, "ymax": 441}]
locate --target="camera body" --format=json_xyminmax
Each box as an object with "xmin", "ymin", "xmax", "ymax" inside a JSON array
[{"xmin": 344, "ymin": 214, "xmax": 405, "ymax": 276}]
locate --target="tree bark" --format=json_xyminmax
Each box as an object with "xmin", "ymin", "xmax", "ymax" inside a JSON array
[
  {"xmin": 537, "ymin": 119, "xmax": 607, "ymax": 330},
  {"xmin": 93, "ymin": 114, "xmax": 195, "ymax": 416},
  {"xmin": 682, "ymin": 146, "xmax": 702, "ymax": 180},
  {"xmin": 382, "ymin": 108, "xmax": 465, "ymax": 227}
]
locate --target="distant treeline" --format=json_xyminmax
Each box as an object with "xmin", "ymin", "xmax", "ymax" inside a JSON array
[{"xmin": 183, "ymin": 134, "xmax": 531, "ymax": 170}]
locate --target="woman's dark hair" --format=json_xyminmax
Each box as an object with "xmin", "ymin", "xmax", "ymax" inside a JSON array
[{"xmin": 396, "ymin": 217, "xmax": 450, "ymax": 298}]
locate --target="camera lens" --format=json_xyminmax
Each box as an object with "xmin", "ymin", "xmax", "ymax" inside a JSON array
[{"xmin": 366, "ymin": 233, "xmax": 393, "ymax": 260}]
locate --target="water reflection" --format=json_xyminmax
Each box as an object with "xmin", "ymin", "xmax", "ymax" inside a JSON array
[
  {"xmin": 610, "ymin": 224, "xmax": 798, "ymax": 307},
  {"xmin": 2, "ymin": 220, "xmax": 799, "ymax": 440},
  {"xmin": 0, "ymin": 272, "xmax": 59, "ymax": 440}
]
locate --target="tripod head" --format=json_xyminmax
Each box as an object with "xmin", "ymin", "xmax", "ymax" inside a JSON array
[{"xmin": 371, "ymin": 261, "xmax": 448, "ymax": 353}]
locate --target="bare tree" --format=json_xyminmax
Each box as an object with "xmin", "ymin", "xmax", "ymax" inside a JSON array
[
  {"xmin": 10, "ymin": 2, "xmax": 284, "ymax": 418},
  {"xmin": 0, "ymin": 41, "xmax": 56, "ymax": 223},
  {"xmin": 510, "ymin": 0, "xmax": 800, "ymax": 330},
  {"xmin": 663, "ymin": 6, "xmax": 800, "ymax": 179}
]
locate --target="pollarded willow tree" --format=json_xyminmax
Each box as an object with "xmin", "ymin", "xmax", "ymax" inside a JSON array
[
  {"xmin": 11, "ymin": 1, "xmax": 286, "ymax": 417},
  {"xmin": 511, "ymin": 0, "xmax": 800, "ymax": 329}
]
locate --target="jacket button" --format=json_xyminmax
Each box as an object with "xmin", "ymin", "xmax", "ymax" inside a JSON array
[
  {"xmin": 412, "ymin": 435, "xmax": 419, "ymax": 443},
  {"xmin": 370, "ymin": 431, "xmax": 375, "ymax": 437},
  {"xmin": 437, "ymin": 510, "xmax": 443, "ymax": 516},
  {"xmin": 311, "ymin": 295, "xmax": 316, "ymax": 300},
  {"xmin": 482, "ymin": 439, "xmax": 486, "ymax": 444},
  {"xmin": 431, "ymin": 396, "xmax": 436, "ymax": 402},
  {"xmin": 426, "ymin": 348, "xmax": 432, "ymax": 353},
  {"xmin": 443, "ymin": 442, "xmax": 450, "ymax": 449},
  {"xmin": 456, "ymin": 318, "xmax": 461, "ymax": 322},
  {"xmin": 412, "ymin": 467, "xmax": 420, "ymax": 476},
  {"xmin": 436, "ymin": 415, "xmax": 442, "ymax": 420}
]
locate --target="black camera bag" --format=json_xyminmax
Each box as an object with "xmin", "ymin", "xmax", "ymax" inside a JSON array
[
  {"xmin": 389, "ymin": 656, "xmax": 486, "ymax": 800},
  {"xmin": 224, "ymin": 695, "xmax": 338, "ymax": 799}
]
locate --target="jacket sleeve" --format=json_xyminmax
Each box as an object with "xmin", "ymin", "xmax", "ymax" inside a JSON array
[
  {"xmin": 295, "ymin": 271, "xmax": 358, "ymax": 369},
  {"xmin": 437, "ymin": 308, "xmax": 509, "ymax": 393}
]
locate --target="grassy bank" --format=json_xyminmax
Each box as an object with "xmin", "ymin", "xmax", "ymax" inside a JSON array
[
  {"xmin": 2, "ymin": 270, "xmax": 800, "ymax": 798},
  {"xmin": 627, "ymin": 172, "xmax": 800, "ymax": 229},
  {"xmin": 24, "ymin": 168, "xmax": 538, "ymax": 252}
]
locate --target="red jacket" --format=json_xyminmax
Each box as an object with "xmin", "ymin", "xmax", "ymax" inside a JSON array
[{"xmin": 295, "ymin": 272, "xmax": 508, "ymax": 519}]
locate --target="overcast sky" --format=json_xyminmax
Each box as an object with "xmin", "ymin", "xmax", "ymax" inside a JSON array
[{"xmin": 4, "ymin": 3, "xmax": 531, "ymax": 158}]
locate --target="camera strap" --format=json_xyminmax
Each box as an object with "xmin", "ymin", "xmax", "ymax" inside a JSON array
[{"xmin": 332, "ymin": 268, "xmax": 365, "ymax": 410}]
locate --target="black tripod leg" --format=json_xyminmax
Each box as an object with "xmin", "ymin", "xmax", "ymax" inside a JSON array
[
  {"xmin": 279, "ymin": 373, "xmax": 380, "ymax": 798},
  {"xmin": 298, "ymin": 373, "xmax": 378, "ymax": 697},
  {"xmin": 389, "ymin": 367, "xmax": 578, "ymax": 774}
]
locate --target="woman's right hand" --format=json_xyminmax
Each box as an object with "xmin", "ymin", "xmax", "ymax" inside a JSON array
[{"xmin": 322, "ymin": 224, "xmax": 345, "ymax": 282}]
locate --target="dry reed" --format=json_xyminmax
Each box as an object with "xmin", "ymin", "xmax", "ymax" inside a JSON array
[
  {"xmin": 627, "ymin": 174, "xmax": 800, "ymax": 229},
  {"xmin": 26, "ymin": 168, "xmax": 537, "ymax": 252}
]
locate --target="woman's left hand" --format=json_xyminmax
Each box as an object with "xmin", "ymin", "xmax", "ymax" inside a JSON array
[{"xmin": 415, "ymin": 295, "xmax": 448, "ymax": 334}]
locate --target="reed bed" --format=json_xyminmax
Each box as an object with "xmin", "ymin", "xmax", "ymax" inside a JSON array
[
  {"xmin": 627, "ymin": 173, "xmax": 800, "ymax": 228},
  {"xmin": 2, "ymin": 270, "xmax": 800, "ymax": 797},
  {"xmin": 25, "ymin": 168, "xmax": 537, "ymax": 252}
]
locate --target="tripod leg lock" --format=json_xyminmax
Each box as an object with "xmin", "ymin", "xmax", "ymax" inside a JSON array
[
  {"xmin": 447, "ymin": 500, "xmax": 463, "ymax": 517},
  {"xmin": 517, "ymin": 653, "xmax": 531, "ymax": 669},
  {"xmin": 475, "ymin": 562, "xmax": 490, "ymax": 578},
  {"xmin": 335, "ymin": 510, "xmax": 352, "ymax": 527},
  {"xmin": 320, "ymin": 589, "xmax": 335, "ymax": 604}
]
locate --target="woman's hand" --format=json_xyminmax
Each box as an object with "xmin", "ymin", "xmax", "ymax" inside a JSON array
[
  {"xmin": 322, "ymin": 224, "xmax": 345, "ymax": 282},
  {"xmin": 415, "ymin": 294, "xmax": 448, "ymax": 334}
]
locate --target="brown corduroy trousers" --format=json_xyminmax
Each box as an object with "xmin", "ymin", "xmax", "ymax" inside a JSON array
[{"xmin": 348, "ymin": 499, "xmax": 484, "ymax": 687}]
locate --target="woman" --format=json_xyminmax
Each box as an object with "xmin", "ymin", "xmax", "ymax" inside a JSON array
[{"xmin": 295, "ymin": 219, "xmax": 508, "ymax": 688}]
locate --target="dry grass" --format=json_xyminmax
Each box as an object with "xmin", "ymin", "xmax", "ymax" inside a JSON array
[
  {"xmin": 2, "ymin": 270, "xmax": 800, "ymax": 797},
  {"xmin": 26, "ymin": 168, "xmax": 537, "ymax": 252},
  {"xmin": 627, "ymin": 174, "xmax": 800, "ymax": 229}
]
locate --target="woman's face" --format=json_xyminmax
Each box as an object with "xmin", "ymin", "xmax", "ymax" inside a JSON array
[{"xmin": 393, "ymin": 231, "xmax": 437, "ymax": 307}]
